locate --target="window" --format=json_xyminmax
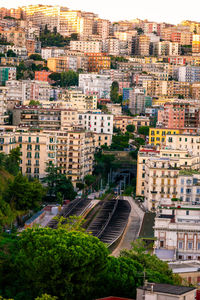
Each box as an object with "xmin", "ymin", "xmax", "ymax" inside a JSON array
[
  {"xmin": 27, "ymin": 152, "xmax": 31, "ymax": 158},
  {"xmin": 181, "ymin": 179, "xmax": 184, "ymax": 184},
  {"xmin": 181, "ymin": 188, "xmax": 184, "ymax": 193},
  {"xmin": 178, "ymin": 241, "xmax": 183, "ymax": 249},
  {"xmin": 186, "ymin": 211, "xmax": 189, "ymax": 215},
  {"xmin": 142, "ymin": 173, "xmax": 145, "ymax": 178},
  {"xmin": 35, "ymin": 145, "xmax": 40, "ymax": 151},
  {"xmin": 198, "ymin": 242, "xmax": 200, "ymax": 250},
  {"xmin": 27, "ymin": 144, "xmax": 32, "ymax": 150},
  {"xmin": 188, "ymin": 242, "xmax": 193, "ymax": 249},
  {"xmin": 35, "ymin": 160, "xmax": 39, "ymax": 166},
  {"xmin": 28, "ymin": 137, "xmax": 31, "ymax": 143},
  {"xmin": 36, "ymin": 137, "xmax": 39, "ymax": 143},
  {"xmin": 35, "ymin": 152, "xmax": 40, "ymax": 159},
  {"xmin": 18, "ymin": 136, "xmax": 22, "ymax": 142},
  {"xmin": 26, "ymin": 167, "xmax": 31, "ymax": 173}
]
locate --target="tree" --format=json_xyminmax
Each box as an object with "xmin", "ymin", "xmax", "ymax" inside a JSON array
[
  {"xmin": 48, "ymin": 71, "xmax": 78, "ymax": 87},
  {"xmin": 35, "ymin": 295, "xmax": 57, "ymax": 300},
  {"xmin": 96, "ymin": 256, "xmax": 143, "ymax": 299},
  {"xmin": 4, "ymin": 173, "xmax": 45, "ymax": 211},
  {"xmin": 29, "ymin": 54, "xmax": 43, "ymax": 61},
  {"xmin": 0, "ymin": 53, "xmax": 5, "ymax": 57},
  {"xmin": 60, "ymin": 71, "xmax": 78, "ymax": 87},
  {"xmin": 43, "ymin": 163, "xmax": 76, "ymax": 200},
  {"xmin": 120, "ymin": 240, "xmax": 181, "ymax": 286},
  {"xmin": 110, "ymin": 134, "xmax": 129, "ymax": 150},
  {"xmin": 138, "ymin": 126, "xmax": 150, "ymax": 136},
  {"xmin": 4, "ymin": 147, "xmax": 20, "ymax": 176},
  {"xmin": 136, "ymin": 27, "xmax": 144, "ymax": 35},
  {"xmin": 29, "ymin": 100, "xmax": 40, "ymax": 106},
  {"xmin": 84, "ymin": 175, "xmax": 96, "ymax": 186},
  {"xmin": 53, "ymin": 27, "xmax": 57, "ymax": 35},
  {"xmin": 12, "ymin": 228, "xmax": 109, "ymax": 300},
  {"xmin": 110, "ymin": 81, "xmax": 119, "ymax": 103},
  {"xmin": 126, "ymin": 124, "xmax": 135, "ymax": 133},
  {"xmin": 6, "ymin": 50, "xmax": 16, "ymax": 57}
]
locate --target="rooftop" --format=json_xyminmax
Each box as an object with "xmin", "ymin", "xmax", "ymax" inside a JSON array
[{"xmin": 139, "ymin": 283, "xmax": 196, "ymax": 295}]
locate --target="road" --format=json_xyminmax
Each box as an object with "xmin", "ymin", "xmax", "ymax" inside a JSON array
[{"xmin": 112, "ymin": 196, "xmax": 144, "ymax": 257}]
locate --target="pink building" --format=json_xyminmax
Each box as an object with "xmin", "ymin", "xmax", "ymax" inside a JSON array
[
  {"xmin": 157, "ymin": 102, "xmax": 185, "ymax": 129},
  {"xmin": 118, "ymin": 81, "xmax": 130, "ymax": 94}
]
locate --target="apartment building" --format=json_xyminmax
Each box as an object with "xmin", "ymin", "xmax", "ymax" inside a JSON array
[
  {"xmin": 78, "ymin": 111, "xmax": 113, "ymax": 134},
  {"xmin": 191, "ymin": 83, "xmax": 200, "ymax": 100},
  {"xmin": 132, "ymin": 35, "xmax": 150, "ymax": 56},
  {"xmin": 79, "ymin": 74, "xmax": 112, "ymax": 99},
  {"xmin": 178, "ymin": 66, "xmax": 200, "ymax": 82},
  {"xmin": 61, "ymin": 89, "xmax": 97, "ymax": 110},
  {"xmin": 128, "ymin": 88, "xmax": 152, "ymax": 115},
  {"xmin": 6, "ymin": 80, "xmax": 51, "ymax": 104},
  {"xmin": 0, "ymin": 67, "xmax": 16, "ymax": 85},
  {"xmin": 41, "ymin": 47, "xmax": 65, "ymax": 60},
  {"xmin": 47, "ymin": 56, "xmax": 88, "ymax": 72},
  {"xmin": 114, "ymin": 115, "xmax": 149, "ymax": 133},
  {"xmin": 149, "ymin": 128, "xmax": 181, "ymax": 146},
  {"xmin": 143, "ymin": 149, "xmax": 200, "ymax": 210},
  {"xmin": 12, "ymin": 106, "xmax": 79, "ymax": 131},
  {"xmin": 143, "ymin": 80, "xmax": 191, "ymax": 98},
  {"xmin": 35, "ymin": 71, "xmax": 52, "ymax": 84},
  {"xmin": 154, "ymin": 204, "xmax": 200, "ymax": 261},
  {"xmin": 157, "ymin": 102, "xmax": 200, "ymax": 129},
  {"xmin": 21, "ymin": 5, "xmax": 62, "ymax": 31},
  {"xmin": 85, "ymin": 53, "xmax": 110, "ymax": 72},
  {"xmin": 0, "ymin": 87, "xmax": 8, "ymax": 124},
  {"xmin": 0, "ymin": 28, "xmax": 26, "ymax": 47},
  {"xmin": 192, "ymin": 35, "xmax": 200, "ymax": 53},
  {"xmin": 0, "ymin": 128, "xmax": 95, "ymax": 185},
  {"xmin": 154, "ymin": 41, "xmax": 180, "ymax": 56},
  {"xmin": 70, "ymin": 40, "xmax": 102, "ymax": 53},
  {"xmin": 106, "ymin": 103, "xmax": 122, "ymax": 116},
  {"xmin": 165, "ymin": 134, "xmax": 200, "ymax": 157}
]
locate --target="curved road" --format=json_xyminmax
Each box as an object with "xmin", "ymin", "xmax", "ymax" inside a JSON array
[{"xmin": 112, "ymin": 196, "xmax": 144, "ymax": 257}]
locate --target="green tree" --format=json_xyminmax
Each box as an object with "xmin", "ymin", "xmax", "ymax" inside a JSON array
[
  {"xmin": 84, "ymin": 175, "xmax": 96, "ymax": 186},
  {"xmin": 126, "ymin": 124, "xmax": 135, "ymax": 133},
  {"xmin": 138, "ymin": 126, "xmax": 149, "ymax": 136},
  {"xmin": 4, "ymin": 173, "xmax": 45, "ymax": 211},
  {"xmin": 43, "ymin": 163, "xmax": 76, "ymax": 200},
  {"xmin": 110, "ymin": 81, "xmax": 119, "ymax": 103},
  {"xmin": 35, "ymin": 294, "xmax": 57, "ymax": 300},
  {"xmin": 4, "ymin": 147, "xmax": 20, "ymax": 176},
  {"xmin": 29, "ymin": 54, "xmax": 43, "ymax": 61},
  {"xmin": 0, "ymin": 53, "xmax": 5, "ymax": 58},
  {"xmin": 29, "ymin": 100, "xmax": 40, "ymax": 106},
  {"xmin": 120, "ymin": 240, "xmax": 181, "ymax": 286},
  {"xmin": 136, "ymin": 27, "xmax": 144, "ymax": 35},
  {"xmin": 12, "ymin": 228, "xmax": 109, "ymax": 300},
  {"xmin": 6, "ymin": 50, "xmax": 16, "ymax": 57},
  {"xmin": 110, "ymin": 134, "xmax": 129, "ymax": 150},
  {"xmin": 96, "ymin": 256, "xmax": 143, "ymax": 299},
  {"xmin": 60, "ymin": 71, "xmax": 78, "ymax": 87}
]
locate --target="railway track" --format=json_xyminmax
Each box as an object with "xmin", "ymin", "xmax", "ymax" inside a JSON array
[
  {"xmin": 87, "ymin": 197, "xmax": 131, "ymax": 247},
  {"xmin": 47, "ymin": 198, "xmax": 91, "ymax": 229}
]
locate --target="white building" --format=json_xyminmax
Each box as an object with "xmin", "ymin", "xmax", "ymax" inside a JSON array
[
  {"xmin": 177, "ymin": 66, "xmax": 200, "ymax": 83},
  {"xmin": 78, "ymin": 111, "xmax": 113, "ymax": 134},
  {"xmin": 41, "ymin": 47, "xmax": 65, "ymax": 60},
  {"xmin": 70, "ymin": 40, "xmax": 102, "ymax": 53},
  {"xmin": 154, "ymin": 204, "xmax": 200, "ymax": 261},
  {"xmin": 6, "ymin": 80, "xmax": 51, "ymax": 104},
  {"xmin": 104, "ymin": 38, "xmax": 120, "ymax": 55},
  {"xmin": 0, "ymin": 87, "xmax": 8, "ymax": 124},
  {"xmin": 79, "ymin": 74, "xmax": 112, "ymax": 99}
]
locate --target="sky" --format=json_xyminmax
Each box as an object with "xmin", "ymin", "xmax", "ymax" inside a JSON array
[{"xmin": 4, "ymin": 0, "xmax": 200, "ymax": 24}]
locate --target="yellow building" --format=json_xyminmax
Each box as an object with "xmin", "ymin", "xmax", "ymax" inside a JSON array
[
  {"xmin": 149, "ymin": 128, "xmax": 180, "ymax": 146},
  {"xmin": 47, "ymin": 57, "xmax": 68, "ymax": 73}
]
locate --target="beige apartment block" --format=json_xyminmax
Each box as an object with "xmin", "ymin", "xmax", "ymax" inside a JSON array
[
  {"xmin": 61, "ymin": 89, "xmax": 97, "ymax": 111},
  {"xmin": 165, "ymin": 134, "xmax": 200, "ymax": 157},
  {"xmin": 114, "ymin": 115, "xmax": 150, "ymax": 133},
  {"xmin": 0, "ymin": 127, "xmax": 95, "ymax": 185},
  {"xmin": 136, "ymin": 147, "xmax": 200, "ymax": 210}
]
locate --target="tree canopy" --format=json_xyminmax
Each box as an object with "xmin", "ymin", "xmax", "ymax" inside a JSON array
[
  {"xmin": 138, "ymin": 126, "xmax": 149, "ymax": 136},
  {"xmin": 126, "ymin": 124, "xmax": 135, "ymax": 133},
  {"xmin": 49, "ymin": 71, "xmax": 78, "ymax": 87},
  {"xmin": 43, "ymin": 163, "xmax": 76, "ymax": 201}
]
